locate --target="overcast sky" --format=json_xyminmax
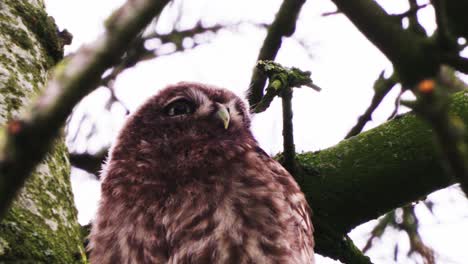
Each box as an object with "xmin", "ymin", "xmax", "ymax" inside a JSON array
[{"xmin": 44, "ymin": 0, "xmax": 468, "ymax": 263}]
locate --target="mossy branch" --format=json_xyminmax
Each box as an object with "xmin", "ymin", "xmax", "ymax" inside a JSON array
[
  {"xmin": 298, "ymin": 90, "xmax": 468, "ymax": 259},
  {"xmin": 0, "ymin": 0, "xmax": 171, "ymax": 220},
  {"xmin": 247, "ymin": 0, "xmax": 306, "ymax": 108},
  {"xmin": 253, "ymin": 60, "xmax": 320, "ymax": 113},
  {"xmin": 297, "ymin": 91, "xmax": 468, "ymax": 255}
]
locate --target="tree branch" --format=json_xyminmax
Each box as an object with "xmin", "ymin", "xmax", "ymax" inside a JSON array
[
  {"xmin": 406, "ymin": 79, "xmax": 468, "ymax": 195},
  {"xmin": 296, "ymin": 91, "xmax": 468, "ymax": 248},
  {"xmin": 247, "ymin": 0, "xmax": 306, "ymax": 108},
  {"xmin": 393, "ymin": 2, "xmax": 429, "ymax": 21},
  {"xmin": 329, "ymin": 0, "xmax": 437, "ymax": 85},
  {"xmin": 363, "ymin": 205, "xmax": 435, "ymax": 264},
  {"xmin": 0, "ymin": 0, "xmax": 171, "ymax": 220},
  {"xmin": 69, "ymin": 151, "xmax": 107, "ymax": 177},
  {"xmin": 281, "ymin": 87, "xmax": 296, "ymax": 174},
  {"xmin": 402, "ymin": 0, "xmax": 427, "ymax": 36}
]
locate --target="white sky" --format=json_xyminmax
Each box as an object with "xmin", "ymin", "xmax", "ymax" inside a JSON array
[{"xmin": 44, "ymin": 0, "xmax": 468, "ymax": 263}]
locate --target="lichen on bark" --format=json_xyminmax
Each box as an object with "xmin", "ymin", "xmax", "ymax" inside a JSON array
[{"xmin": 0, "ymin": 0, "xmax": 85, "ymax": 263}]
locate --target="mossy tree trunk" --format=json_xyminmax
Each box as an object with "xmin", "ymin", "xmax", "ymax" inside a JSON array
[{"xmin": 0, "ymin": 0, "xmax": 86, "ymax": 263}]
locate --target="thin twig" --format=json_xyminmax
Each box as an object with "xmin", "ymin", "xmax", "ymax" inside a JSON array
[
  {"xmin": 387, "ymin": 87, "xmax": 404, "ymax": 120},
  {"xmin": 404, "ymin": 0, "xmax": 427, "ymax": 35},
  {"xmin": 0, "ymin": 0, "xmax": 171, "ymax": 220},
  {"xmin": 281, "ymin": 87, "xmax": 296, "ymax": 174},
  {"xmin": 321, "ymin": 10, "xmax": 341, "ymax": 17},
  {"xmin": 100, "ymin": 23, "xmax": 237, "ymax": 88},
  {"xmin": 345, "ymin": 71, "xmax": 397, "ymax": 138},
  {"xmin": 392, "ymin": 2, "xmax": 429, "ymax": 20},
  {"xmin": 363, "ymin": 205, "xmax": 435, "ymax": 264}
]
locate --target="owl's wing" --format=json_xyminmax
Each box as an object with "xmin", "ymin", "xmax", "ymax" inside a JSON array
[{"xmin": 253, "ymin": 147, "xmax": 315, "ymax": 262}]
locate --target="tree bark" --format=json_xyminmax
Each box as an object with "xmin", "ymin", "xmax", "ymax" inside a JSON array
[{"xmin": 0, "ymin": 0, "xmax": 85, "ymax": 263}]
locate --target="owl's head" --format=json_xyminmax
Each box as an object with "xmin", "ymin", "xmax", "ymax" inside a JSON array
[
  {"xmin": 138, "ymin": 81, "xmax": 250, "ymax": 132},
  {"xmin": 113, "ymin": 82, "xmax": 255, "ymax": 159},
  {"xmin": 160, "ymin": 81, "xmax": 249, "ymax": 126}
]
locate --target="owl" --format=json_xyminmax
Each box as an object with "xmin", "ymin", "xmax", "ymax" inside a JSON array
[{"xmin": 89, "ymin": 82, "xmax": 315, "ymax": 263}]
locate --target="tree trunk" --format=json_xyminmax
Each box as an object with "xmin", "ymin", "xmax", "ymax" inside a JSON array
[{"xmin": 0, "ymin": 0, "xmax": 86, "ymax": 263}]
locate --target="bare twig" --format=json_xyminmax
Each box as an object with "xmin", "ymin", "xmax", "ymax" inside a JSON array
[
  {"xmin": 403, "ymin": 0, "xmax": 427, "ymax": 36},
  {"xmin": 321, "ymin": 10, "xmax": 341, "ymax": 17},
  {"xmin": 100, "ymin": 22, "xmax": 235, "ymax": 89},
  {"xmin": 363, "ymin": 205, "xmax": 435, "ymax": 264},
  {"xmin": 345, "ymin": 71, "xmax": 397, "ymax": 138},
  {"xmin": 363, "ymin": 211, "xmax": 395, "ymax": 253},
  {"xmin": 387, "ymin": 87, "xmax": 404, "ymax": 120},
  {"xmin": 281, "ymin": 87, "xmax": 296, "ymax": 174},
  {"xmin": 0, "ymin": 0, "xmax": 171, "ymax": 219},
  {"xmin": 392, "ymin": 2, "xmax": 429, "ymax": 20},
  {"xmin": 247, "ymin": 0, "xmax": 306, "ymax": 109}
]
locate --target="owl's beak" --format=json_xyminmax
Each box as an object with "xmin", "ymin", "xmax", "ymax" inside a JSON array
[{"xmin": 215, "ymin": 103, "xmax": 230, "ymax": 130}]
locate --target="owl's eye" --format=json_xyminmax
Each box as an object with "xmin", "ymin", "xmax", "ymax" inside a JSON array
[{"xmin": 164, "ymin": 99, "xmax": 196, "ymax": 116}]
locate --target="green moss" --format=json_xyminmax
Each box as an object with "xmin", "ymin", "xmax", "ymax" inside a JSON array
[
  {"xmin": 0, "ymin": 1, "xmax": 86, "ymax": 262},
  {"xmin": 6, "ymin": 0, "xmax": 63, "ymax": 67},
  {"xmin": 0, "ymin": 76, "xmax": 26, "ymax": 119},
  {"xmin": 0, "ymin": 237, "xmax": 10, "ymax": 255},
  {"xmin": 0, "ymin": 24, "xmax": 34, "ymax": 51},
  {"xmin": 296, "ymin": 113, "xmax": 443, "ymax": 229},
  {"xmin": 0, "ymin": 141, "xmax": 86, "ymax": 263}
]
